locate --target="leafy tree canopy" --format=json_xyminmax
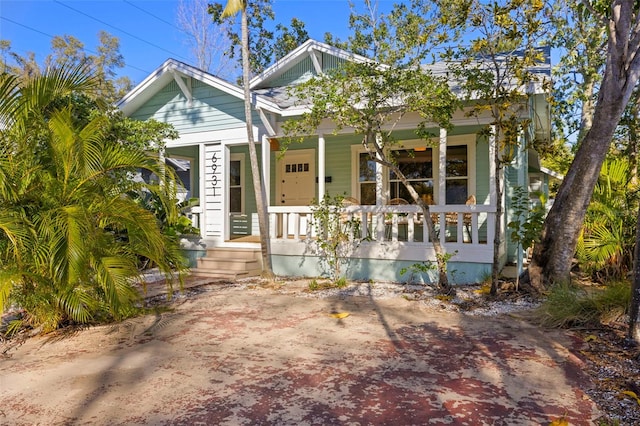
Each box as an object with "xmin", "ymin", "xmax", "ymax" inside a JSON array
[{"xmin": 1, "ymin": 31, "xmax": 132, "ymax": 103}]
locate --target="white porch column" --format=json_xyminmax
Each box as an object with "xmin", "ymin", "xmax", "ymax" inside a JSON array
[
  {"xmin": 261, "ymin": 134, "xmax": 271, "ymax": 206},
  {"xmin": 318, "ymin": 133, "xmax": 326, "ymax": 200},
  {"xmin": 438, "ymin": 127, "xmax": 447, "ymax": 204},
  {"xmin": 488, "ymin": 125, "xmax": 497, "ymax": 206},
  {"xmin": 375, "ymin": 136, "xmax": 385, "ymax": 240},
  {"xmin": 375, "ymin": 134, "xmax": 385, "ymax": 206},
  {"xmin": 198, "ymin": 143, "xmax": 207, "ymax": 238},
  {"xmin": 516, "ymin": 131, "xmax": 526, "ymax": 275}
]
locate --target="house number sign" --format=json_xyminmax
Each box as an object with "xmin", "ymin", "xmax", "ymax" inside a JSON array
[{"xmin": 211, "ymin": 152, "xmax": 220, "ymax": 197}]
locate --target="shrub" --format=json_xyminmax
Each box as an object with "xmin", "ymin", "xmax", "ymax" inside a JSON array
[{"xmin": 535, "ymin": 281, "xmax": 630, "ymax": 328}]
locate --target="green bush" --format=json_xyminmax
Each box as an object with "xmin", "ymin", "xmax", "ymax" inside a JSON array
[{"xmin": 535, "ymin": 281, "xmax": 630, "ymax": 328}]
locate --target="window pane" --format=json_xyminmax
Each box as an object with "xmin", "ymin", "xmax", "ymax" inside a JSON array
[
  {"xmin": 230, "ymin": 160, "xmax": 241, "ymax": 185},
  {"xmin": 446, "ymin": 146, "xmax": 467, "ymax": 177},
  {"xmin": 360, "ymin": 183, "xmax": 376, "ymax": 205},
  {"xmin": 446, "ymin": 179, "xmax": 468, "ymax": 204},
  {"xmin": 230, "ymin": 187, "xmax": 242, "ymax": 213},
  {"xmin": 413, "ymin": 181, "xmax": 434, "ymax": 203},
  {"xmin": 390, "ymin": 149, "xmax": 432, "ymax": 180},
  {"xmin": 359, "ymin": 153, "xmax": 376, "ymax": 182}
]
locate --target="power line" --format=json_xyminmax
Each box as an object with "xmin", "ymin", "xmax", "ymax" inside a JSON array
[
  {"xmin": 0, "ymin": 16, "xmax": 152, "ymax": 75},
  {"xmin": 53, "ymin": 0, "xmax": 189, "ymax": 62},
  {"xmin": 123, "ymin": 0, "xmax": 183, "ymax": 33}
]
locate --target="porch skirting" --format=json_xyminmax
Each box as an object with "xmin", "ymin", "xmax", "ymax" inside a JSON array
[{"xmin": 272, "ymin": 254, "xmax": 492, "ymax": 285}]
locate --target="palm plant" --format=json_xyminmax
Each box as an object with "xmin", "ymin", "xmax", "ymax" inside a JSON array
[
  {"xmin": 0, "ymin": 64, "xmax": 187, "ymax": 333},
  {"xmin": 577, "ymin": 158, "xmax": 639, "ymax": 281}
]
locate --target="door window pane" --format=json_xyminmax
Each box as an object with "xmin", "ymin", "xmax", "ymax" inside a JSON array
[
  {"xmin": 229, "ymin": 188, "xmax": 242, "ymax": 212},
  {"xmin": 230, "ymin": 160, "xmax": 241, "ymax": 185},
  {"xmin": 229, "ymin": 159, "xmax": 242, "ymax": 213}
]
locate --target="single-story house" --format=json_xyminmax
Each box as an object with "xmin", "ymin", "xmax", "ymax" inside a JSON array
[{"xmin": 117, "ymin": 39, "xmax": 554, "ymax": 284}]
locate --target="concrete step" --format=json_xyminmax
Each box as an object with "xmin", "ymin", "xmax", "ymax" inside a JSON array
[
  {"xmin": 189, "ymin": 268, "xmax": 262, "ymax": 280},
  {"xmin": 197, "ymin": 257, "xmax": 260, "ymax": 271},
  {"xmin": 191, "ymin": 247, "xmax": 262, "ymax": 279},
  {"xmin": 204, "ymin": 248, "xmax": 260, "ymax": 260}
]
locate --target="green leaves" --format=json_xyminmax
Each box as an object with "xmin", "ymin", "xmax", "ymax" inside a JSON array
[
  {"xmin": 577, "ymin": 158, "xmax": 638, "ymax": 280},
  {"xmin": 0, "ymin": 64, "xmax": 187, "ymax": 333},
  {"xmin": 508, "ymin": 185, "xmax": 546, "ymax": 250}
]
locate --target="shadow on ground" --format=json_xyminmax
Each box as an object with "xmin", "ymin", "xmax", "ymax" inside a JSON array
[{"xmin": 0, "ymin": 281, "xmax": 598, "ymax": 425}]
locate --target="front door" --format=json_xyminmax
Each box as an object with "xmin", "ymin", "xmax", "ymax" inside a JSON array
[{"xmin": 279, "ymin": 149, "xmax": 315, "ymax": 206}]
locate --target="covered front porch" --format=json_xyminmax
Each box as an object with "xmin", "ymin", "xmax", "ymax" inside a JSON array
[
  {"xmin": 181, "ymin": 124, "xmax": 506, "ymax": 283},
  {"xmin": 265, "ymin": 202, "xmax": 496, "ymax": 283}
]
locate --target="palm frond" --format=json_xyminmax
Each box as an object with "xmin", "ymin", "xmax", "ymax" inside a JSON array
[
  {"xmin": 582, "ymin": 222, "xmax": 624, "ymax": 266},
  {"xmin": 0, "ymin": 73, "xmax": 21, "ymax": 129},
  {"xmin": 94, "ymin": 256, "xmax": 141, "ymax": 318},
  {"xmin": 0, "ymin": 269, "xmax": 21, "ymax": 312},
  {"xmin": 19, "ymin": 62, "xmax": 99, "ymax": 115},
  {"xmin": 221, "ymin": 0, "xmax": 245, "ymax": 18},
  {"xmin": 57, "ymin": 286, "xmax": 96, "ymax": 324},
  {"xmin": 0, "ymin": 63, "xmax": 184, "ymax": 332}
]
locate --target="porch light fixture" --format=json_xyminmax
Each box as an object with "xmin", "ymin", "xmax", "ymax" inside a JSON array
[
  {"xmin": 414, "ymin": 147, "xmax": 427, "ymax": 152},
  {"xmin": 269, "ymin": 138, "xmax": 280, "ymax": 151}
]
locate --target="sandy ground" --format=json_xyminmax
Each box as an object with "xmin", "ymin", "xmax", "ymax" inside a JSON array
[{"xmin": 1, "ymin": 279, "xmax": 599, "ymax": 425}]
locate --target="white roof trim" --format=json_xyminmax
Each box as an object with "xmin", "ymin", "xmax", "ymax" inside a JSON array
[
  {"xmin": 117, "ymin": 59, "xmax": 282, "ymax": 116},
  {"xmin": 249, "ymin": 39, "xmax": 373, "ymax": 89},
  {"xmin": 540, "ymin": 166, "xmax": 564, "ymax": 180},
  {"xmin": 171, "ymin": 70, "xmax": 192, "ymax": 106},
  {"xmin": 309, "ymin": 50, "xmax": 323, "ymax": 73},
  {"xmin": 258, "ymin": 108, "xmax": 276, "ymax": 136}
]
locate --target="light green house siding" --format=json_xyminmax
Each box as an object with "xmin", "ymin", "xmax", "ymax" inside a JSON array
[
  {"xmin": 325, "ymin": 135, "xmax": 358, "ymax": 197},
  {"xmin": 474, "ymin": 136, "xmax": 490, "ymax": 204},
  {"xmin": 504, "ymin": 142, "xmax": 531, "ymax": 264},
  {"xmin": 266, "ymin": 53, "xmax": 348, "ymax": 88},
  {"xmin": 268, "ymin": 134, "xmax": 362, "ymax": 204},
  {"xmin": 130, "ymin": 79, "xmax": 256, "ymax": 133}
]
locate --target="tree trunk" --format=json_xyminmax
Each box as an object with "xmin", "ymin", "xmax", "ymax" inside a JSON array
[
  {"xmin": 388, "ymin": 161, "xmax": 453, "ymax": 295},
  {"xmin": 240, "ymin": 7, "xmax": 273, "ymax": 277},
  {"xmin": 630, "ymin": 204, "xmax": 640, "ymax": 343},
  {"xmin": 491, "ymin": 138, "xmax": 503, "ymax": 296},
  {"xmin": 527, "ymin": 75, "xmax": 628, "ymax": 290},
  {"xmin": 525, "ymin": 1, "xmax": 640, "ymax": 291}
]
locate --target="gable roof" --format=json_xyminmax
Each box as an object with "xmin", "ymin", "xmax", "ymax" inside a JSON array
[
  {"xmin": 117, "ymin": 59, "xmax": 281, "ymax": 116},
  {"xmin": 249, "ymin": 39, "xmax": 372, "ymax": 90}
]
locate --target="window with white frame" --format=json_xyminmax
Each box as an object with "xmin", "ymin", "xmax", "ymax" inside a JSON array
[
  {"xmin": 355, "ymin": 139, "xmax": 471, "ymax": 205},
  {"xmin": 445, "ymin": 145, "xmax": 468, "ymax": 204},
  {"xmin": 389, "ymin": 149, "xmax": 434, "ymax": 204},
  {"xmin": 229, "ymin": 154, "xmax": 243, "ymax": 213},
  {"xmin": 358, "ymin": 152, "xmax": 377, "ymax": 205}
]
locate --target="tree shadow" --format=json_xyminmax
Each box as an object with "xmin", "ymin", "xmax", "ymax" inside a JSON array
[{"xmin": 1, "ymin": 283, "xmax": 598, "ymax": 425}]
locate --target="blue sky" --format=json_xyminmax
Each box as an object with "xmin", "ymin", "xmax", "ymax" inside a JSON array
[{"xmin": 0, "ymin": 0, "xmax": 388, "ymax": 85}]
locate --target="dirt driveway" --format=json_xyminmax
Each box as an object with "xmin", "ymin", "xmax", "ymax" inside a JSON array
[{"xmin": 1, "ymin": 279, "xmax": 599, "ymax": 425}]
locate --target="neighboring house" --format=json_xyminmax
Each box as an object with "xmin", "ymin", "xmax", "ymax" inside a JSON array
[{"xmin": 117, "ymin": 39, "xmax": 554, "ymax": 284}]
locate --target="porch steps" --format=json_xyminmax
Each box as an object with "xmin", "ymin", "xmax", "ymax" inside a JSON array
[{"xmin": 190, "ymin": 248, "xmax": 262, "ymax": 280}]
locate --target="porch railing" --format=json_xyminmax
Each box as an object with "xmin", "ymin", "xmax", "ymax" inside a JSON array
[
  {"xmin": 184, "ymin": 205, "xmax": 202, "ymax": 230},
  {"xmin": 267, "ymin": 204, "xmax": 495, "ymax": 246}
]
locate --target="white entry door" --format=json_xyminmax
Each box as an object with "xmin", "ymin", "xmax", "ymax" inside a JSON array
[{"xmin": 279, "ymin": 149, "xmax": 315, "ymax": 206}]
